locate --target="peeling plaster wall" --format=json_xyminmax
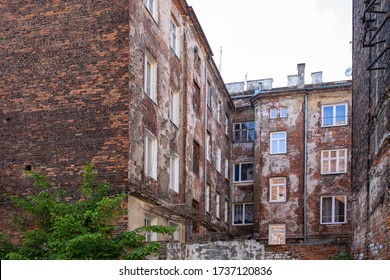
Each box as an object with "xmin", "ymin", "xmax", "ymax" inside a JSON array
[
  {"xmin": 166, "ymin": 240, "xmax": 264, "ymax": 260},
  {"xmin": 306, "ymin": 87, "xmax": 352, "ymax": 242},
  {"xmin": 253, "ymin": 92, "xmax": 305, "ymax": 241}
]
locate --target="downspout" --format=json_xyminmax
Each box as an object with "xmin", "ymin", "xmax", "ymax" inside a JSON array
[
  {"xmin": 303, "ymin": 92, "xmax": 308, "ymax": 243},
  {"xmin": 204, "ymin": 62, "xmax": 209, "ymax": 220}
]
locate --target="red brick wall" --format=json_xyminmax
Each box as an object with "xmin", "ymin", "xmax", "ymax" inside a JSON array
[{"xmin": 0, "ymin": 0, "xmax": 130, "ymax": 233}]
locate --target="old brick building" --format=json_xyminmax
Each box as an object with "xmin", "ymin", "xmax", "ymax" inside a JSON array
[
  {"xmin": 351, "ymin": 0, "xmax": 390, "ymax": 259},
  {"xmin": 227, "ymin": 64, "xmax": 352, "ymax": 248},
  {"xmin": 0, "ymin": 0, "xmax": 233, "ymax": 243},
  {"xmin": 1, "ymin": 0, "xmax": 362, "ymax": 259}
]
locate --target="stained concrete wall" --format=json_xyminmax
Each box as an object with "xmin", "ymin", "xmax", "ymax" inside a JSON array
[{"xmin": 166, "ymin": 240, "xmax": 264, "ymax": 260}]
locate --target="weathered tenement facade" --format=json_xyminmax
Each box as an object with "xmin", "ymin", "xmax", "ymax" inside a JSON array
[
  {"xmin": 227, "ymin": 64, "xmax": 352, "ymax": 249},
  {"xmin": 0, "ymin": 0, "xmax": 233, "ymax": 243},
  {"xmin": 1, "ymin": 0, "xmax": 363, "ymax": 259},
  {"xmin": 351, "ymin": 0, "xmax": 390, "ymax": 259}
]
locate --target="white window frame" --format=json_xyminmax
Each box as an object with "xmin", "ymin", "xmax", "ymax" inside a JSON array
[
  {"xmin": 144, "ymin": 50, "xmax": 157, "ymax": 103},
  {"xmin": 269, "ymin": 177, "xmax": 287, "ymax": 202},
  {"xmin": 225, "ymin": 114, "xmax": 229, "ymax": 135},
  {"xmin": 144, "ymin": 0, "xmax": 157, "ymax": 21},
  {"xmin": 144, "ymin": 130, "xmax": 157, "ymax": 179},
  {"xmin": 320, "ymin": 195, "xmax": 347, "ymax": 224},
  {"xmin": 322, "ymin": 103, "xmax": 348, "ymax": 127},
  {"xmin": 170, "ymin": 17, "xmax": 180, "ymax": 56},
  {"xmin": 224, "ymin": 159, "xmax": 229, "ymax": 180},
  {"xmin": 206, "ymin": 132, "xmax": 211, "ymax": 162},
  {"xmin": 217, "ymin": 101, "xmax": 222, "ymax": 124},
  {"xmin": 169, "ymin": 154, "xmax": 179, "ymax": 192},
  {"xmin": 216, "ymin": 193, "xmax": 220, "ymax": 219},
  {"xmin": 170, "ymin": 90, "xmax": 180, "ymax": 126},
  {"xmin": 321, "ymin": 149, "xmax": 347, "ymax": 174},
  {"xmin": 216, "ymin": 148, "xmax": 221, "ymax": 173},
  {"xmin": 232, "ymin": 203, "xmax": 253, "ymax": 225},
  {"xmin": 233, "ymin": 162, "xmax": 254, "ymax": 183},
  {"xmin": 234, "ymin": 122, "xmax": 255, "ymax": 143},
  {"xmin": 270, "ymin": 108, "xmax": 277, "ymax": 119},
  {"xmin": 270, "ymin": 131, "xmax": 287, "ymax": 154},
  {"xmin": 205, "ymin": 185, "xmax": 211, "ymax": 213},
  {"xmin": 280, "ymin": 107, "xmax": 287, "ymax": 118},
  {"xmin": 169, "ymin": 221, "xmax": 180, "ymax": 241},
  {"xmin": 144, "ymin": 215, "xmax": 157, "ymax": 242},
  {"xmin": 269, "ymin": 224, "xmax": 286, "ymax": 245}
]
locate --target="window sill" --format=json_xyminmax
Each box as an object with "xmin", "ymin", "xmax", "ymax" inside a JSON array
[
  {"xmin": 232, "ymin": 223, "xmax": 253, "ymax": 226},
  {"xmin": 144, "ymin": 92, "xmax": 158, "ymax": 105}
]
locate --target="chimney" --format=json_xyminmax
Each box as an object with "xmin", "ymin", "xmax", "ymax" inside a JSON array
[
  {"xmin": 297, "ymin": 63, "xmax": 305, "ymax": 88},
  {"xmin": 311, "ymin": 71, "xmax": 323, "ymax": 84},
  {"xmin": 288, "ymin": 75, "xmax": 298, "ymax": 87}
]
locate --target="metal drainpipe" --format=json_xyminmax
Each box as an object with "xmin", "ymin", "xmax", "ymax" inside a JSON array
[{"xmin": 303, "ymin": 92, "xmax": 308, "ymax": 243}]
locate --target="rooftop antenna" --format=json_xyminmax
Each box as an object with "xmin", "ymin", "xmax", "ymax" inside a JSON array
[{"xmin": 218, "ymin": 46, "xmax": 222, "ymax": 73}]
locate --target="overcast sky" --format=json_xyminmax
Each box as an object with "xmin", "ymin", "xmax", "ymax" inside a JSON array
[{"xmin": 187, "ymin": 0, "xmax": 352, "ymax": 87}]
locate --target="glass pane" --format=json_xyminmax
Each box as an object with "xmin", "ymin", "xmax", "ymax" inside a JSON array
[
  {"xmin": 248, "ymin": 130, "xmax": 255, "ymax": 141},
  {"xmin": 248, "ymin": 122, "xmax": 255, "ymax": 129},
  {"xmin": 241, "ymin": 163, "xmax": 253, "ymax": 181},
  {"xmin": 322, "ymin": 197, "xmax": 332, "ymax": 223},
  {"xmin": 234, "ymin": 123, "xmax": 241, "ymax": 130},
  {"xmin": 336, "ymin": 105, "xmax": 346, "ymax": 124},
  {"xmin": 241, "ymin": 131, "xmax": 248, "ymax": 142},
  {"xmin": 323, "ymin": 106, "xmax": 333, "ymax": 126},
  {"xmin": 278, "ymin": 186, "xmax": 285, "ymax": 200},
  {"xmin": 279, "ymin": 139, "xmax": 286, "ymax": 153},
  {"xmin": 234, "ymin": 205, "xmax": 243, "ymax": 224},
  {"xmin": 334, "ymin": 196, "xmax": 345, "ymax": 223},
  {"xmin": 331, "ymin": 150, "xmax": 337, "ymax": 158},
  {"xmin": 330, "ymin": 159, "xmax": 337, "ymax": 173},
  {"xmin": 322, "ymin": 151, "xmax": 329, "ymax": 158},
  {"xmin": 339, "ymin": 149, "xmax": 345, "ymax": 157},
  {"xmin": 234, "ymin": 131, "xmax": 240, "ymax": 143},
  {"xmin": 241, "ymin": 123, "xmax": 247, "ymax": 129},
  {"xmin": 339, "ymin": 159, "xmax": 346, "ymax": 172},
  {"xmin": 322, "ymin": 160, "xmax": 329, "ymax": 173},
  {"xmin": 280, "ymin": 107, "xmax": 287, "ymax": 118},
  {"xmin": 244, "ymin": 204, "xmax": 253, "ymax": 224},
  {"xmin": 271, "ymin": 186, "xmax": 277, "ymax": 201},
  {"xmin": 234, "ymin": 164, "xmax": 240, "ymax": 181}
]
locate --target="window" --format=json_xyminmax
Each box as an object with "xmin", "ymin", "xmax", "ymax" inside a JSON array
[
  {"xmin": 234, "ymin": 162, "xmax": 254, "ymax": 182},
  {"xmin": 216, "ymin": 193, "xmax": 220, "ymax": 218},
  {"xmin": 144, "ymin": 0, "xmax": 157, "ymax": 20},
  {"xmin": 217, "ymin": 101, "xmax": 222, "ymax": 124},
  {"xmin": 206, "ymin": 132, "xmax": 211, "ymax": 162},
  {"xmin": 192, "ymin": 200, "xmax": 200, "ymax": 233},
  {"xmin": 194, "ymin": 47, "xmax": 201, "ymax": 74},
  {"xmin": 270, "ymin": 177, "xmax": 286, "ymax": 202},
  {"xmin": 270, "ymin": 132, "xmax": 287, "ymax": 154},
  {"xmin": 144, "ymin": 50, "xmax": 157, "ymax": 102},
  {"xmin": 234, "ymin": 122, "xmax": 255, "ymax": 143},
  {"xmin": 321, "ymin": 149, "xmax": 347, "ymax": 174},
  {"xmin": 270, "ymin": 108, "xmax": 277, "ymax": 119},
  {"xmin": 193, "ymin": 82, "xmax": 200, "ymax": 115},
  {"xmin": 224, "ymin": 159, "xmax": 229, "ymax": 180},
  {"xmin": 145, "ymin": 130, "xmax": 157, "ymax": 179},
  {"xmin": 169, "ymin": 154, "xmax": 179, "ymax": 192},
  {"xmin": 170, "ymin": 18, "xmax": 180, "ymax": 56},
  {"xmin": 169, "ymin": 222, "xmax": 180, "ymax": 241},
  {"xmin": 321, "ymin": 195, "xmax": 347, "ymax": 224},
  {"xmin": 322, "ymin": 104, "xmax": 348, "ymax": 127},
  {"xmin": 224, "ymin": 200, "xmax": 228, "ymax": 223},
  {"xmin": 170, "ymin": 90, "xmax": 180, "ymax": 126},
  {"xmin": 225, "ymin": 114, "xmax": 229, "ymax": 135},
  {"xmin": 144, "ymin": 215, "xmax": 157, "ymax": 242},
  {"xmin": 233, "ymin": 203, "xmax": 253, "ymax": 225},
  {"xmin": 192, "ymin": 141, "xmax": 200, "ymax": 174},
  {"xmin": 205, "ymin": 185, "xmax": 211, "ymax": 213},
  {"xmin": 206, "ymin": 81, "xmax": 211, "ymax": 107},
  {"xmin": 280, "ymin": 107, "xmax": 287, "ymax": 118},
  {"xmin": 269, "ymin": 224, "xmax": 286, "ymax": 245},
  {"xmin": 216, "ymin": 148, "xmax": 221, "ymax": 173}
]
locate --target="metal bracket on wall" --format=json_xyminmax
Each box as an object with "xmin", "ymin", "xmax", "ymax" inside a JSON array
[{"xmin": 361, "ymin": 0, "xmax": 389, "ymax": 70}]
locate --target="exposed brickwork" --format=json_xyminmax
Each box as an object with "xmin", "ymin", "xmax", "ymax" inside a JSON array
[
  {"xmin": 351, "ymin": 0, "xmax": 390, "ymax": 259},
  {"xmin": 0, "ymin": 0, "xmax": 130, "ymax": 235},
  {"xmin": 265, "ymin": 243, "xmax": 350, "ymax": 260}
]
